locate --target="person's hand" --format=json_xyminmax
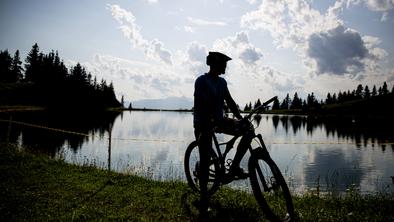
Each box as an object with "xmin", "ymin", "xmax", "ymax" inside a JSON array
[{"xmin": 237, "ymin": 117, "xmax": 252, "ymax": 132}]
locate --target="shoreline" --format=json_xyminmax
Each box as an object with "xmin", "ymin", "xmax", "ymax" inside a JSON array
[{"xmin": 1, "ymin": 105, "xmax": 394, "ymax": 120}]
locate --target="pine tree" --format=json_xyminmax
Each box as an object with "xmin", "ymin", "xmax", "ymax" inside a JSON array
[
  {"xmin": 25, "ymin": 43, "xmax": 40, "ymax": 82},
  {"xmin": 244, "ymin": 103, "xmax": 249, "ymax": 111},
  {"xmin": 302, "ymin": 99, "xmax": 307, "ymax": 109},
  {"xmin": 254, "ymin": 99, "xmax": 262, "ymax": 109},
  {"xmin": 325, "ymin": 92, "xmax": 332, "ymax": 104},
  {"xmin": 0, "ymin": 50, "xmax": 13, "ymax": 82},
  {"xmin": 53, "ymin": 51, "xmax": 68, "ymax": 82},
  {"xmin": 338, "ymin": 91, "xmax": 343, "ymax": 103},
  {"xmin": 272, "ymin": 97, "xmax": 280, "ymax": 110},
  {"xmin": 364, "ymin": 85, "xmax": 370, "ymax": 99},
  {"xmin": 382, "ymin": 82, "xmax": 389, "ymax": 95},
  {"xmin": 372, "ymin": 85, "xmax": 377, "ymax": 97},
  {"xmin": 291, "ymin": 92, "xmax": 302, "ymax": 109},
  {"xmin": 350, "ymin": 90, "xmax": 356, "ymax": 101},
  {"xmin": 70, "ymin": 63, "xmax": 88, "ymax": 87},
  {"xmin": 356, "ymin": 84, "xmax": 363, "ymax": 99},
  {"xmin": 332, "ymin": 93, "xmax": 337, "ymax": 103},
  {"xmin": 10, "ymin": 50, "xmax": 23, "ymax": 82},
  {"xmin": 280, "ymin": 93, "xmax": 291, "ymax": 109},
  {"xmin": 307, "ymin": 93, "xmax": 316, "ymax": 108}
]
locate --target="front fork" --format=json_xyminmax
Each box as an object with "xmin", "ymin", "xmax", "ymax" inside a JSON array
[{"xmin": 249, "ymin": 133, "xmax": 271, "ymax": 161}]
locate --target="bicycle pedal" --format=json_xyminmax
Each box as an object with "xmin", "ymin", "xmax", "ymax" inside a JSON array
[
  {"xmin": 233, "ymin": 173, "xmax": 249, "ymax": 180},
  {"xmin": 229, "ymin": 167, "xmax": 249, "ymax": 180}
]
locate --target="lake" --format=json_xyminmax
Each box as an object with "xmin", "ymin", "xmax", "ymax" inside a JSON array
[{"xmin": 1, "ymin": 110, "xmax": 393, "ymax": 194}]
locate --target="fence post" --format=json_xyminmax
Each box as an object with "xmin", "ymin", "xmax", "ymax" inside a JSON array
[
  {"xmin": 107, "ymin": 124, "xmax": 112, "ymax": 172},
  {"xmin": 6, "ymin": 116, "xmax": 12, "ymax": 143}
]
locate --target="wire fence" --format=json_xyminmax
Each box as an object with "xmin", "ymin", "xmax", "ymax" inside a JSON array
[{"xmin": 2, "ymin": 118, "xmax": 394, "ymax": 145}]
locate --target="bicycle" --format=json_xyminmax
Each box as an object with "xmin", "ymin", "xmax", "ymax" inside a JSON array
[{"xmin": 184, "ymin": 96, "xmax": 295, "ymax": 221}]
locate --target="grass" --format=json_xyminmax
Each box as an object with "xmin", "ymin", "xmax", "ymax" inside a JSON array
[{"xmin": 1, "ymin": 143, "xmax": 393, "ymax": 221}]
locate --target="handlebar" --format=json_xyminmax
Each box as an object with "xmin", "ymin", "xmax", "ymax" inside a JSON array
[{"xmin": 243, "ymin": 96, "xmax": 277, "ymax": 120}]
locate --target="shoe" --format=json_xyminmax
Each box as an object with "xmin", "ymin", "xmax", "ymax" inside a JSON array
[{"xmin": 229, "ymin": 166, "xmax": 248, "ymax": 179}]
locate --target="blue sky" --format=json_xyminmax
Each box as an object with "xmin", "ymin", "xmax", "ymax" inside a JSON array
[{"xmin": 1, "ymin": 0, "xmax": 393, "ymax": 106}]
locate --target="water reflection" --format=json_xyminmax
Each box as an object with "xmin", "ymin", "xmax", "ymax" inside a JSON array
[
  {"xmin": 271, "ymin": 115, "xmax": 394, "ymax": 151},
  {"xmin": 1, "ymin": 111, "xmax": 393, "ymax": 193},
  {"xmin": 0, "ymin": 110, "xmax": 120, "ymax": 156}
]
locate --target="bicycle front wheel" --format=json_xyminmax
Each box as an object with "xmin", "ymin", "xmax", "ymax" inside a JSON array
[
  {"xmin": 184, "ymin": 141, "xmax": 220, "ymax": 196},
  {"xmin": 248, "ymin": 148, "xmax": 295, "ymax": 221}
]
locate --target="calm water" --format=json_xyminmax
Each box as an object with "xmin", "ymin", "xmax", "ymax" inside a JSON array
[{"xmin": 1, "ymin": 110, "xmax": 393, "ymax": 194}]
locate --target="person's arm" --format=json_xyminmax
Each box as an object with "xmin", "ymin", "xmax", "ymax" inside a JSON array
[{"xmin": 224, "ymin": 82, "xmax": 242, "ymax": 120}]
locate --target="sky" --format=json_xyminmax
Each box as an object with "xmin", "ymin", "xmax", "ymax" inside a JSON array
[{"xmin": 1, "ymin": 0, "xmax": 394, "ymax": 107}]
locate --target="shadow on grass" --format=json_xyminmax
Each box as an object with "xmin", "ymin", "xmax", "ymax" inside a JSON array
[{"xmin": 181, "ymin": 189, "xmax": 265, "ymax": 222}]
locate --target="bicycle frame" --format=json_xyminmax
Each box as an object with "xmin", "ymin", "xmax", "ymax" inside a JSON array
[
  {"xmin": 212, "ymin": 96, "xmax": 277, "ymax": 169},
  {"xmin": 209, "ymin": 126, "xmax": 273, "ymax": 186}
]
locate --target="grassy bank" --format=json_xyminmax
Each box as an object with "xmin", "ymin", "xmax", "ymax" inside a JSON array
[{"xmin": 1, "ymin": 143, "xmax": 393, "ymax": 221}]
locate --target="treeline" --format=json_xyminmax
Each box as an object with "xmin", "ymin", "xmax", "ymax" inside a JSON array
[
  {"xmin": 0, "ymin": 43, "xmax": 120, "ymax": 109},
  {"xmin": 244, "ymin": 82, "xmax": 394, "ymax": 115}
]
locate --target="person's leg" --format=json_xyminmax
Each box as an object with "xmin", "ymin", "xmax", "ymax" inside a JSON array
[
  {"xmin": 231, "ymin": 128, "xmax": 254, "ymax": 168},
  {"xmin": 217, "ymin": 118, "xmax": 254, "ymax": 174},
  {"xmin": 194, "ymin": 128, "xmax": 211, "ymax": 216}
]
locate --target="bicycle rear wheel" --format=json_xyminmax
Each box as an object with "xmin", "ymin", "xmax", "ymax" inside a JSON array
[
  {"xmin": 184, "ymin": 141, "xmax": 220, "ymax": 196},
  {"xmin": 248, "ymin": 148, "xmax": 295, "ymax": 221}
]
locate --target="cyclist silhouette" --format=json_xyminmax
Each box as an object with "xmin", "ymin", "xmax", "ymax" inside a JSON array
[{"xmin": 193, "ymin": 51, "xmax": 255, "ymax": 213}]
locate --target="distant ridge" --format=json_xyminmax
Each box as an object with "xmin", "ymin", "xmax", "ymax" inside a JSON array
[{"xmin": 131, "ymin": 96, "xmax": 193, "ymax": 110}]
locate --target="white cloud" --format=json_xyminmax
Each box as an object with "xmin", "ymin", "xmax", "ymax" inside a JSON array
[
  {"xmin": 212, "ymin": 31, "xmax": 264, "ymax": 65},
  {"xmin": 146, "ymin": 39, "xmax": 172, "ymax": 65},
  {"xmin": 246, "ymin": 0, "xmax": 259, "ymax": 4},
  {"xmin": 184, "ymin": 26, "xmax": 195, "ymax": 33},
  {"xmin": 345, "ymin": 0, "xmax": 394, "ymax": 21},
  {"xmin": 108, "ymin": 4, "xmax": 173, "ymax": 65},
  {"xmin": 143, "ymin": 0, "xmax": 158, "ymax": 4},
  {"xmin": 241, "ymin": 0, "xmax": 387, "ymax": 76},
  {"xmin": 239, "ymin": 47, "xmax": 263, "ymax": 64},
  {"xmin": 307, "ymin": 25, "xmax": 369, "ymax": 75},
  {"xmin": 364, "ymin": 0, "xmax": 394, "ymax": 20},
  {"xmin": 274, "ymin": 78, "xmax": 301, "ymax": 92},
  {"xmin": 187, "ymin": 17, "xmax": 227, "ymax": 26},
  {"xmin": 241, "ymin": 0, "xmax": 342, "ymax": 50},
  {"xmin": 82, "ymin": 54, "xmax": 191, "ymax": 101},
  {"xmin": 187, "ymin": 42, "xmax": 207, "ymax": 62},
  {"xmin": 183, "ymin": 41, "xmax": 208, "ymax": 76},
  {"xmin": 365, "ymin": 0, "xmax": 394, "ymax": 11},
  {"xmin": 380, "ymin": 12, "xmax": 390, "ymax": 21},
  {"xmin": 150, "ymin": 0, "xmax": 159, "ymax": 4}
]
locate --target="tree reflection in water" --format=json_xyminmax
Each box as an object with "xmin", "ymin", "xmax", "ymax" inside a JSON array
[
  {"xmin": 0, "ymin": 110, "xmax": 120, "ymax": 156},
  {"xmin": 271, "ymin": 115, "xmax": 394, "ymax": 151}
]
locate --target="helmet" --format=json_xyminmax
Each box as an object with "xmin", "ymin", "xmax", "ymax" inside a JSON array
[{"xmin": 206, "ymin": 51, "xmax": 232, "ymax": 66}]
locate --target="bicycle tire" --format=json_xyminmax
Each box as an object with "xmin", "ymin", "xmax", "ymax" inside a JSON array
[
  {"xmin": 184, "ymin": 141, "xmax": 220, "ymax": 196},
  {"xmin": 248, "ymin": 148, "xmax": 295, "ymax": 222}
]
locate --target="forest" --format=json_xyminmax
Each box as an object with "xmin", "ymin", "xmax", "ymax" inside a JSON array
[
  {"xmin": 0, "ymin": 43, "xmax": 120, "ymax": 110},
  {"xmin": 244, "ymin": 82, "xmax": 394, "ymax": 116}
]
